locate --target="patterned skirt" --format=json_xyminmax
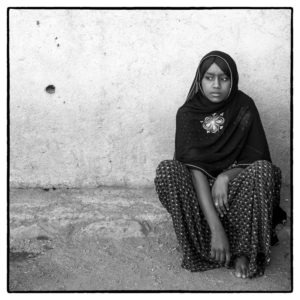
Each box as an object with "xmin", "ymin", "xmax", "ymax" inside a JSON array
[{"xmin": 154, "ymin": 159, "xmax": 286, "ymax": 278}]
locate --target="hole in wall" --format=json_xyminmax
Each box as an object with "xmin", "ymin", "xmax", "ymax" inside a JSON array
[
  {"xmin": 36, "ymin": 235, "xmax": 50, "ymax": 241},
  {"xmin": 9, "ymin": 251, "xmax": 40, "ymax": 262},
  {"xmin": 45, "ymin": 85, "xmax": 55, "ymax": 94},
  {"xmin": 36, "ymin": 20, "xmax": 40, "ymax": 26}
]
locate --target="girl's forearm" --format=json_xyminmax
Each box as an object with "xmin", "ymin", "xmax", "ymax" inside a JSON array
[{"xmin": 190, "ymin": 168, "xmax": 223, "ymax": 232}]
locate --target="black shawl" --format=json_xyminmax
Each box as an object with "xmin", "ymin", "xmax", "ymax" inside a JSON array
[{"xmin": 175, "ymin": 50, "xmax": 271, "ymax": 178}]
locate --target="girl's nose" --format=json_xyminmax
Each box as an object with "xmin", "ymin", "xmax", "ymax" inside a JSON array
[{"xmin": 213, "ymin": 77, "xmax": 221, "ymax": 88}]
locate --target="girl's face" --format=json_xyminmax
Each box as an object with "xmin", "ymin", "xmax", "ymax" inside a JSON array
[{"xmin": 201, "ymin": 63, "xmax": 231, "ymax": 103}]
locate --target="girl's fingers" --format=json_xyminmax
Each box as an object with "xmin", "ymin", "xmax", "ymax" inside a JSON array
[
  {"xmin": 221, "ymin": 194, "xmax": 230, "ymax": 215},
  {"xmin": 219, "ymin": 252, "xmax": 225, "ymax": 264},
  {"xmin": 212, "ymin": 248, "xmax": 230, "ymax": 264},
  {"xmin": 223, "ymin": 194, "xmax": 229, "ymax": 211},
  {"xmin": 214, "ymin": 250, "xmax": 220, "ymax": 262},
  {"xmin": 225, "ymin": 251, "xmax": 231, "ymax": 267},
  {"xmin": 214, "ymin": 194, "xmax": 229, "ymax": 217},
  {"xmin": 217, "ymin": 204, "xmax": 223, "ymax": 217},
  {"xmin": 213, "ymin": 196, "xmax": 218, "ymax": 211},
  {"xmin": 219, "ymin": 203, "xmax": 225, "ymax": 217},
  {"xmin": 210, "ymin": 248, "xmax": 216, "ymax": 259},
  {"xmin": 214, "ymin": 197, "xmax": 223, "ymax": 216},
  {"xmin": 219, "ymin": 198, "xmax": 227, "ymax": 216}
]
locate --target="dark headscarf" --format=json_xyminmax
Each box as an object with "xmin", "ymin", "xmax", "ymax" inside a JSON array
[{"xmin": 175, "ymin": 50, "xmax": 271, "ymax": 178}]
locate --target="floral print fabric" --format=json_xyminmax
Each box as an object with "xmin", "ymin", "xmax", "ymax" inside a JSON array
[
  {"xmin": 154, "ymin": 159, "xmax": 282, "ymax": 277},
  {"xmin": 201, "ymin": 112, "xmax": 225, "ymax": 133}
]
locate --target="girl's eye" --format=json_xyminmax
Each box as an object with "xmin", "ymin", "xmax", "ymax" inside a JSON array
[
  {"xmin": 205, "ymin": 76, "xmax": 213, "ymax": 81},
  {"xmin": 221, "ymin": 76, "xmax": 229, "ymax": 81}
]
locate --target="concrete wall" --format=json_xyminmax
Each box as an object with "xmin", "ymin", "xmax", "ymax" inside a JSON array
[{"xmin": 10, "ymin": 9, "xmax": 291, "ymax": 188}]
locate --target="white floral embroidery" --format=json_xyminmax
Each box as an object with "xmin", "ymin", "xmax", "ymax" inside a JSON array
[{"xmin": 201, "ymin": 112, "xmax": 225, "ymax": 133}]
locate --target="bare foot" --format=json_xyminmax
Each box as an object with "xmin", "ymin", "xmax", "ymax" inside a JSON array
[{"xmin": 234, "ymin": 256, "xmax": 249, "ymax": 279}]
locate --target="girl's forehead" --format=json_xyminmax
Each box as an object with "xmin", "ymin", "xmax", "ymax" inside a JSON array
[{"xmin": 205, "ymin": 63, "xmax": 224, "ymax": 74}]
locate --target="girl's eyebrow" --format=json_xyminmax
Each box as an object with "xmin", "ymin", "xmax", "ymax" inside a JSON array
[
  {"xmin": 205, "ymin": 72, "xmax": 226, "ymax": 76},
  {"xmin": 204, "ymin": 72, "xmax": 228, "ymax": 77}
]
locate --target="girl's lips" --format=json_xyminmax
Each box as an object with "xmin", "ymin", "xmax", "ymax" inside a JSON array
[{"xmin": 211, "ymin": 93, "xmax": 221, "ymax": 96}]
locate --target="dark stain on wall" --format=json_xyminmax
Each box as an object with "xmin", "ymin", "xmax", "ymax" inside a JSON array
[
  {"xmin": 45, "ymin": 85, "xmax": 55, "ymax": 94},
  {"xmin": 36, "ymin": 235, "xmax": 50, "ymax": 241},
  {"xmin": 36, "ymin": 20, "xmax": 40, "ymax": 26},
  {"xmin": 54, "ymin": 37, "xmax": 60, "ymax": 47},
  {"xmin": 9, "ymin": 250, "xmax": 40, "ymax": 262}
]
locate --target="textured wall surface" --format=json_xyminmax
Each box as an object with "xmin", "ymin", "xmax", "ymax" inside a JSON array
[{"xmin": 10, "ymin": 9, "xmax": 291, "ymax": 187}]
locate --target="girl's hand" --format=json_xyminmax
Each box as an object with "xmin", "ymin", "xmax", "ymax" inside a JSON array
[
  {"xmin": 211, "ymin": 225, "xmax": 231, "ymax": 266},
  {"xmin": 212, "ymin": 174, "xmax": 229, "ymax": 217}
]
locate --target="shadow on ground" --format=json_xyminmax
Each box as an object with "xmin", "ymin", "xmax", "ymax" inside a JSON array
[{"xmin": 9, "ymin": 186, "xmax": 291, "ymax": 291}]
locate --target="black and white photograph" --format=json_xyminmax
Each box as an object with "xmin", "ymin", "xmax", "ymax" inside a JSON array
[{"xmin": 5, "ymin": 1, "xmax": 293, "ymax": 293}]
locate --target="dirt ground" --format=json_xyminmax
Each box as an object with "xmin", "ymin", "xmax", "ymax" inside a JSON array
[{"xmin": 9, "ymin": 186, "xmax": 291, "ymax": 291}]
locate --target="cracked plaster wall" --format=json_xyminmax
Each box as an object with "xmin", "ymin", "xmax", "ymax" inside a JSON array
[{"xmin": 10, "ymin": 9, "xmax": 291, "ymax": 188}]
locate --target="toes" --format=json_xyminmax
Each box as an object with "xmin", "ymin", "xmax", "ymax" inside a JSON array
[
  {"xmin": 241, "ymin": 265, "xmax": 249, "ymax": 279},
  {"xmin": 234, "ymin": 267, "xmax": 242, "ymax": 278},
  {"xmin": 246, "ymin": 268, "xmax": 250, "ymax": 278},
  {"xmin": 258, "ymin": 270, "xmax": 264, "ymax": 277},
  {"xmin": 234, "ymin": 257, "xmax": 249, "ymax": 279},
  {"xmin": 234, "ymin": 272, "xmax": 241, "ymax": 278},
  {"xmin": 235, "ymin": 271, "xmax": 242, "ymax": 278},
  {"xmin": 241, "ymin": 267, "xmax": 246, "ymax": 278}
]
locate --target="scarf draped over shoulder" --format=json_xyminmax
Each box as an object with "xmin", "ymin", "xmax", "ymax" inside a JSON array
[{"xmin": 175, "ymin": 51, "xmax": 271, "ymax": 178}]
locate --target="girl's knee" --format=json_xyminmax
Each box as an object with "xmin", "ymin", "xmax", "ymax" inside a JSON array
[
  {"xmin": 156, "ymin": 160, "xmax": 173, "ymax": 174},
  {"xmin": 156, "ymin": 159, "xmax": 185, "ymax": 172},
  {"xmin": 250, "ymin": 160, "xmax": 274, "ymax": 173},
  {"xmin": 155, "ymin": 160, "xmax": 191, "ymax": 183},
  {"xmin": 249, "ymin": 160, "xmax": 280, "ymax": 186}
]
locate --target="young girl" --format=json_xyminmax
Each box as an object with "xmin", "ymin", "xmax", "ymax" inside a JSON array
[{"xmin": 154, "ymin": 50, "xmax": 287, "ymax": 279}]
